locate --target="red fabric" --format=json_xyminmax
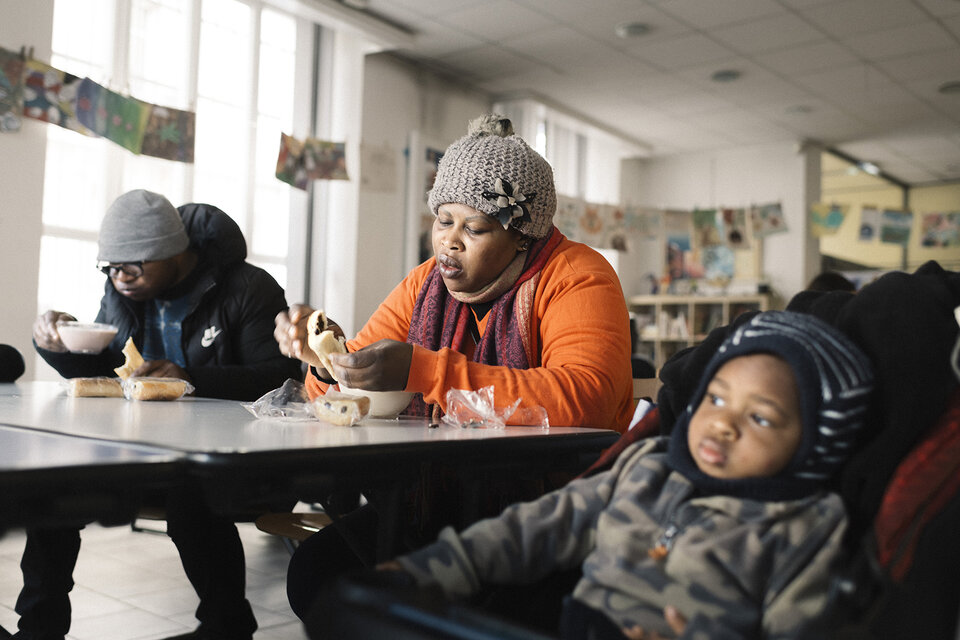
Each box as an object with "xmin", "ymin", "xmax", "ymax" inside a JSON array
[
  {"xmin": 404, "ymin": 228, "xmax": 562, "ymax": 417},
  {"xmin": 579, "ymin": 407, "xmax": 661, "ymax": 478},
  {"xmin": 874, "ymin": 386, "xmax": 960, "ymax": 581}
]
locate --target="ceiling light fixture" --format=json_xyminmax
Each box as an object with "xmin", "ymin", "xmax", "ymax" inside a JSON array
[
  {"xmin": 711, "ymin": 69, "xmax": 741, "ymax": 83},
  {"xmin": 858, "ymin": 161, "xmax": 881, "ymax": 176},
  {"xmin": 938, "ymin": 81, "xmax": 960, "ymax": 95},
  {"xmin": 615, "ymin": 22, "xmax": 653, "ymax": 38}
]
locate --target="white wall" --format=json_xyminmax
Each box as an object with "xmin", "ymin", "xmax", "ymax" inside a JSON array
[
  {"xmin": 0, "ymin": 0, "xmax": 54, "ymax": 382},
  {"xmin": 349, "ymin": 53, "xmax": 490, "ymax": 333},
  {"xmin": 619, "ymin": 143, "xmax": 821, "ymax": 304}
]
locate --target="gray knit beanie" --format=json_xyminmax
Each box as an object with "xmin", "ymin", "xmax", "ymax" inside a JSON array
[
  {"xmin": 427, "ymin": 115, "xmax": 557, "ymax": 239},
  {"xmin": 97, "ymin": 189, "xmax": 190, "ymax": 262}
]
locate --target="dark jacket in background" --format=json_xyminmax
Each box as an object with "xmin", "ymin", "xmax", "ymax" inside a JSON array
[{"xmin": 36, "ymin": 203, "xmax": 302, "ymax": 401}]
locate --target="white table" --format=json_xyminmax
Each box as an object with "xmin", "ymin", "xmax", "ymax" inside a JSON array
[
  {"xmin": 0, "ymin": 423, "xmax": 183, "ymax": 530},
  {"xmin": 0, "ymin": 382, "xmax": 619, "ymax": 556}
]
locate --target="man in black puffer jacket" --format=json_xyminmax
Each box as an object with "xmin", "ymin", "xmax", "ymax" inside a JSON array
[{"xmin": 22, "ymin": 190, "xmax": 304, "ymax": 640}]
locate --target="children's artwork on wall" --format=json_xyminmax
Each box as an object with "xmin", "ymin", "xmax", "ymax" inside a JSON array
[
  {"xmin": 103, "ymin": 91, "xmax": 150, "ymax": 154},
  {"xmin": 750, "ymin": 202, "xmax": 788, "ymax": 237},
  {"xmin": 664, "ymin": 210, "xmax": 693, "ymax": 280},
  {"xmin": 141, "ymin": 104, "xmax": 195, "ymax": 163},
  {"xmin": 275, "ymin": 133, "xmax": 349, "ymax": 190},
  {"xmin": 554, "ymin": 194, "xmax": 585, "ymax": 239},
  {"xmin": 21, "ymin": 59, "xmax": 87, "ymax": 135},
  {"xmin": 810, "ymin": 202, "xmax": 848, "ymax": 237},
  {"xmin": 75, "ymin": 77, "xmax": 108, "ymax": 136},
  {"xmin": 703, "ymin": 245, "xmax": 735, "ymax": 281},
  {"xmin": 0, "ymin": 47, "xmax": 25, "ymax": 132},
  {"xmin": 859, "ymin": 206, "xmax": 881, "ymax": 242},
  {"xmin": 693, "ymin": 208, "xmax": 722, "ymax": 247},
  {"xmin": 578, "ymin": 203, "xmax": 607, "ymax": 247},
  {"xmin": 622, "ymin": 205, "xmax": 661, "ymax": 239},
  {"xmin": 880, "ymin": 209, "xmax": 913, "ymax": 245},
  {"xmin": 303, "ymin": 138, "xmax": 348, "ymax": 181},
  {"xmin": 920, "ymin": 212, "xmax": 960, "ymax": 247},
  {"xmin": 276, "ymin": 132, "xmax": 308, "ymax": 189},
  {"xmin": 721, "ymin": 208, "xmax": 750, "ymax": 249}
]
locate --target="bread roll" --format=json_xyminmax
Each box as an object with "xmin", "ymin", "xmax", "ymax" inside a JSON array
[
  {"xmin": 113, "ymin": 337, "xmax": 144, "ymax": 379},
  {"xmin": 67, "ymin": 377, "xmax": 124, "ymax": 398},
  {"xmin": 306, "ymin": 309, "xmax": 346, "ymax": 380},
  {"xmin": 312, "ymin": 390, "xmax": 370, "ymax": 426},
  {"xmin": 125, "ymin": 377, "xmax": 190, "ymax": 401}
]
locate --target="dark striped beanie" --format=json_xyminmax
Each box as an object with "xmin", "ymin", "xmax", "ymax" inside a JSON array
[{"xmin": 668, "ymin": 310, "xmax": 875, "ymax": 501}]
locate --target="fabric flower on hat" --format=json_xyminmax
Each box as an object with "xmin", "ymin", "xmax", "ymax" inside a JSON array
[{"xmin": 482, "ymin": 178, "xmax": 535, "ymax": 229}]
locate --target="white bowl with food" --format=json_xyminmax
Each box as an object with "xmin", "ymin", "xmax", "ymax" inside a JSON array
[
  {"xmin": 337, "ymin": 383, "xmax": 414, "ymax": 419},
  {"xmin": 57, "ymin": 321, "xmax": 119, "ymax": 354}
]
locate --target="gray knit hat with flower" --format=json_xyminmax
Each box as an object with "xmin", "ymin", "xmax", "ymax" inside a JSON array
[
  {"xmin": 427, "ymin": 115, "xmax": 557, "ymax": 239},
  {"xmin": 97, "ymin": 189, "xmax": 190, "ymax": 262}
]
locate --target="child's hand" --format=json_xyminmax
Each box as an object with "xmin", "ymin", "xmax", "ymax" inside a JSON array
[{"xmin": 621, "ymin": 606, "xmax": 687, "ymax": 639}]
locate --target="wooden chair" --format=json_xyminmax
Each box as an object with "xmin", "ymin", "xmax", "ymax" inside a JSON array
[{"xmin": 254, "ymin": 511, "xmax": 333, "ymax": 555}]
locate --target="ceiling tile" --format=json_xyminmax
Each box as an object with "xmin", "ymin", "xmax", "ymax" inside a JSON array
[
  {"xmin": 710, "ymin": 12, "xmax": 824, "ymax": 54},
  {"xmin": 942, "ymin": 14, "xmax": 960, "ymax": 39},
  {"xmin": 913, "ymin": 0, "xmax": 960, "ymax": 17},
  {"xmin": 655, "ymin": 0, "xmax": 784, "ymax": 29},
  {"xmin": 875, "ymin": 48, "xmax": 960, "ymax": 83},
  {"xmin": 754, "ymin": 40, "xmax": 859, "ymax": 76},
  {"xmin": 628, "ymin": 32, "xmax": 738, "ymax": 69},
  {"xmin": 652, "ymin": 90, "xmax": 739, "ymax": 115},
  {"xmin": 842, "ymin": 21, "xmax": 956, "ymax": 60},
  {"xmin": 436, "ymin": 0, "xmax": 554, "ymax": 43},
  {"xmin": 798, "ymin": 0, "xmax": 929, "ymax": 37},
  {"xmin": 438, "ymin": 44, "xmax": 545, "ymax": 83}
]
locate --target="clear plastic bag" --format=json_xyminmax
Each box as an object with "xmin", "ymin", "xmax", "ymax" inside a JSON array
[
  {"xmin": 441, "ymin": 385, "xmax": 548, "ymax": 429},
  {"xmin": 121, "ymin": 377, "xmax": 194, "ymax": 401},
  {"xmin": 243, "ymin": 378, "xmax": 314, "ymax": 420}
]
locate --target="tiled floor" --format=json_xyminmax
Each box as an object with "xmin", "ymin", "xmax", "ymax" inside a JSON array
[{"xmin": 0, "ymin": 520, "xmax": 309, "ymax": 640}]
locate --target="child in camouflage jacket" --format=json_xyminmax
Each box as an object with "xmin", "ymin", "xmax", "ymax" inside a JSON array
[{"xmin": 385, "ymin": 311, "xmax": 875, "ymax": 639}]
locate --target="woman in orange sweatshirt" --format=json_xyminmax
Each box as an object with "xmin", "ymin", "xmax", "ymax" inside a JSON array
[
  {"xmin": 275, "ymin": 114, "xmax": 634, "ymax": 619},
  {"xmin": 275, "ymin": 114, "xmax": 633, "ymax": 432}
]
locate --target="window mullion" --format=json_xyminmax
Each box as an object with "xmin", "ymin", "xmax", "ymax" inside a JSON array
[
  {"xmin": 184, "ymin": 0, "xmax": 203, "ymax": 199},
  {"xmin": 244, "ymin": 2, "xmax": 262, "ymax": 253}
]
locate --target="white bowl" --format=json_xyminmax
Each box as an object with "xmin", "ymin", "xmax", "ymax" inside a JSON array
[
  {"xmin": 337, "ymin": 383, "xmax": 414, "ymax": 419},
  {"xmin": 57, "ymin": 321, "xmax": 119, "ymax": 354}
]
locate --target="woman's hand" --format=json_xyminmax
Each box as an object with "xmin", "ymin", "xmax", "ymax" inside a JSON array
[
  {"xmin": 33, "ymin": 310, "xmax": 77, "ymax": 352},
  {"xmin": 274, "ymin": 304, "xmax": 321, "ymax": 367},
  {"xmin": 328, "ymin": 339, "xmax": 413, "ymax": 391},
  {"xmin": 621, "ymin": 606, "xmax": 687, "ymax": 639}
]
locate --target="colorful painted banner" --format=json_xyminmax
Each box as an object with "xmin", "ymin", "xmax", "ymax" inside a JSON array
[{"xmin": 0, "ymin": 47, "xmax": 24, "ymax": 132}]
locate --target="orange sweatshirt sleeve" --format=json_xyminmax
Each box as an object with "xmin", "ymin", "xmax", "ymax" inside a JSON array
[{"xmin": 308, "ymin": 240, "xmax": 634, "ymax": 432}]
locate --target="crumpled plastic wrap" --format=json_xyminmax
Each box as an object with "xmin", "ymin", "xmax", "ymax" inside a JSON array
[
  {"xmin": 243, "ymin": 378, "xmax": 314, "ymax": 420},
  {"xmin": 442, "ymin": 385, "xmax": 548, "ymax": 429}
]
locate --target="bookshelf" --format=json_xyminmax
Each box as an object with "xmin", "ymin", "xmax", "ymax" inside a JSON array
[{"xmin": 627, "ymin": 294, "xmax": 770, "ymax": 370}]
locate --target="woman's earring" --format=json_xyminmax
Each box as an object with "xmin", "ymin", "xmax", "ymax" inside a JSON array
[{"xmin": 519, "ymin": 238, "xmax": 531, "ymax": 252}]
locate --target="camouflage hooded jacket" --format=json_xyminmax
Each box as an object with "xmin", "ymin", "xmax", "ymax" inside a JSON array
[{"xmin": 397, "ymin": 437, "xmax": 848, "ymax": 639}]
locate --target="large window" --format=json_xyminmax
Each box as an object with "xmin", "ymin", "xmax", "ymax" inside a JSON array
[{"xmin": 38, "ymin": 0, "xmax": 303, "ymax": 322}]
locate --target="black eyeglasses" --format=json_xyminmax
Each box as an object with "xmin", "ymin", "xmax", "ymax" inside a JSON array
[{"xmin": 97, "ymin": 261, "xmax": 144, "ymax": 278}]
